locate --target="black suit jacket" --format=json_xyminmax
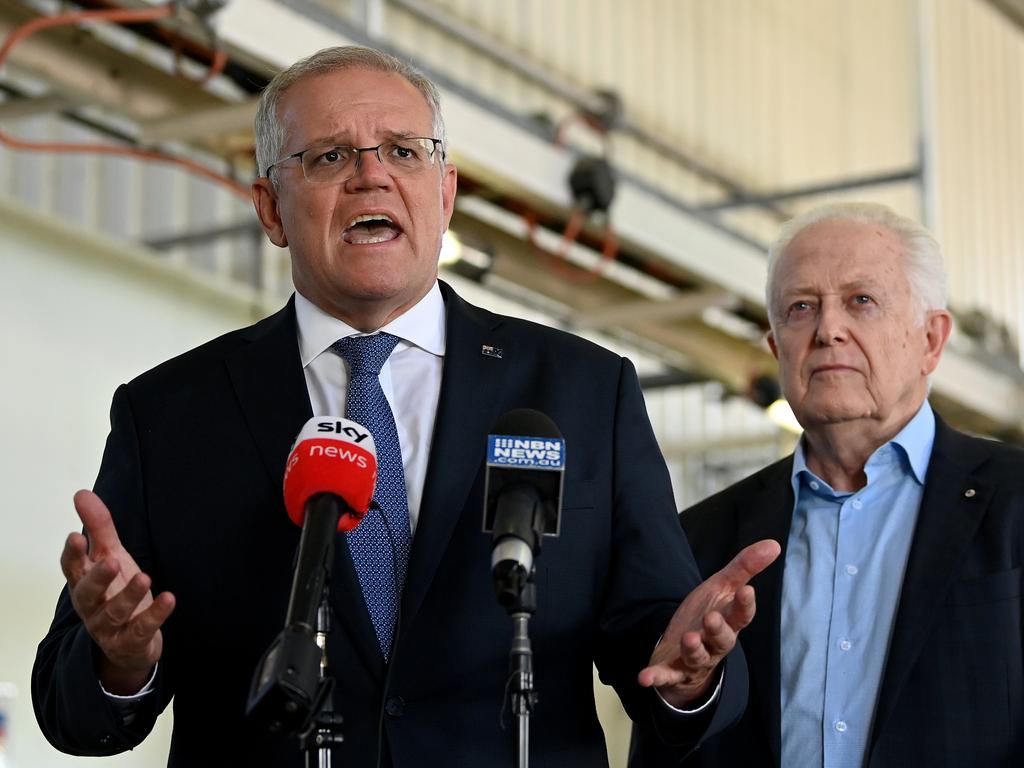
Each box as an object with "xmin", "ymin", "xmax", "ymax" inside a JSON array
[
  {"xmin": 669, "ymin": 415, "xmax": 1024, "ymax": 767},
  {"xmin": 33, "ymin": 282, "xmax": 745, "ymax": 767}
]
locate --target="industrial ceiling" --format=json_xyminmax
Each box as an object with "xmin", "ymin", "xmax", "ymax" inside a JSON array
[{"xmin": 2, "ymin": 0, "xmax": 1022, "ymax": 441}]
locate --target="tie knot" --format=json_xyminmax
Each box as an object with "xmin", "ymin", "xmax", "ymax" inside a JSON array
[{"xmin": 332, "ymin": 332, "xmax": 401, "ymax": 376}]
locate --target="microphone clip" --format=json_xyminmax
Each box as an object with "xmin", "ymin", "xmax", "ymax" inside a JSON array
[{"xmin": 490, "ymin": 482, "xmax": 546, "ymax": 611}]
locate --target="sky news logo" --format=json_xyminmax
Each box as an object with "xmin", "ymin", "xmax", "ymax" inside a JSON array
[{"xmin": 487, "ymin": 435, "xmax": 565, "ymax": 469}]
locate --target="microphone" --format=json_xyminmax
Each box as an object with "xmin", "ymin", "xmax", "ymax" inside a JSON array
[
  {"xmin": 482, "ymin": 409, "xmax": 564, "ymax": 608},
  {"xmin": 247, "ymin": 416, "xmax": 377, "ymax": 735}
]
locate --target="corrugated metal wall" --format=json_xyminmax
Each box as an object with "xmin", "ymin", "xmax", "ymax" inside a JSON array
[
  {"xmin": 372, "ymin": 0, "xmax": 1023, "ymax": 363},
  {"xmin": 930, "ymin": 0, "xmax": 1024, "ymax": 366},
  {"xmin": 379, "ymin": 0, "xmax": 920, "ymax": 236}
]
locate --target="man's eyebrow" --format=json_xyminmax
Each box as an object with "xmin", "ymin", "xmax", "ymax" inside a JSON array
[
  {"xmin": 838, "ymin": 278, "xmax": 884, "ymax": 294},
  {"xmin": 780, "ymin": 277, "xmax": 881, "ymax": 297}
]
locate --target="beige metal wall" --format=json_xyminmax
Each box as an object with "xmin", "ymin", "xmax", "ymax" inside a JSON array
[
  {"xmin": 376, "ymin": 0, "xmax": 1022, "ymax": 362},
  {"xmin": 382, "ymin": 0, "xmax": 920, "ymax": 236},
  {"xmin": 930, "ymin": 0, "xmax": 1024, "ymax": 365}
]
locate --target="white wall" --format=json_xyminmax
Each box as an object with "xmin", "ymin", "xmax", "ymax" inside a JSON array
[{"xmin": 0, "ymin": 196, "xmax": 265, "ymax": 767}]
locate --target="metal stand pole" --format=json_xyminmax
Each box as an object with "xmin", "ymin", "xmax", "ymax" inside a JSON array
[
  {"xmin": 302, "ymin": 587, "xmax": 344, "ymax": 767},
  {"xmin": 507, "ymin": 581, "xmax": 537, "ymax": 768}
]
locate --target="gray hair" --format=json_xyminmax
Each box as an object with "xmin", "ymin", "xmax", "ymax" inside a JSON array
[
  {"xmin": 765, "ymin": 201, "xmax": 947, "ymax": 327},
  {"xmin": 254, "ymin": 46, "xmax": 447, "ymax": 180}
]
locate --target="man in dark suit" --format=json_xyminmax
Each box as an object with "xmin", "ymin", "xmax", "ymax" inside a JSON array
[
  {"xmin": 670, "ymin": 202, "xmax": 1024, "ymax": 767},
  {"xmin": 33, "ymin": 46, "xmax": 778, "ymax": 766}
]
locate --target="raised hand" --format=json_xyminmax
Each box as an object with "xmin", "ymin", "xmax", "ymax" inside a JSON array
[
  {"xmin": 638, "ymin": 539, "xmax": 780, "ymax": 708},
  {"xmin": 60, "ymin": 490, "xmax": 175, "ymax": 695}
]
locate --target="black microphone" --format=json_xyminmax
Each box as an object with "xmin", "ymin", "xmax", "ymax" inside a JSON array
[
  {"xmin": 482, "ymin": 409, "xmax": 564, "ymax": 608},
  {"xmin": 247, "ymin": 417, "xmax": 378, "ymax": 736}
]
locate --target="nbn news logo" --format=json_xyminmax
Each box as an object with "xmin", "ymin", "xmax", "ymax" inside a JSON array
[{"xmin": 487, "ymin": 435, "xmax": 565, "ymax": 469}]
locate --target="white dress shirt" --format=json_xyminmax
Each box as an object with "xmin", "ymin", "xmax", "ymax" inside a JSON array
[{"xmin": 294, "ymin": 283, "xmax": 446, "ymax": 535}]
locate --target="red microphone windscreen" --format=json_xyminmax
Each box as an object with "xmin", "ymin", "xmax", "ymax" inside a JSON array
[{"xmin": 283, "ymin": 417, "xmax": 378, "ymax": 532}]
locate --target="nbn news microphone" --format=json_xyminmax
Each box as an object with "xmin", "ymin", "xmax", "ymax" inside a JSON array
[
  {"xmin": 483, "ymin": 409, "xmax": 565, "ymax": 607},
  {"xmin": 247, "ymin": 416, "xmax": 377, "ymax": 735}
]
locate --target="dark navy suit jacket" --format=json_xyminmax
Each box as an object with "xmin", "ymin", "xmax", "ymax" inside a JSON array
[{"xmin": 34, "ymin": 282, "xmax": 746, "ymax": 767}]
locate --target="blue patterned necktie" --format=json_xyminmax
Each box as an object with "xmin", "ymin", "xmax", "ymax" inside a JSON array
[{"xmin": 331, "ymin": 333, "xmax": 411, "ymax": 659}]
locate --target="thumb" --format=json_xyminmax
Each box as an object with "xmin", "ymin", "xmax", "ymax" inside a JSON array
[
  {"xmin": 717, "ymin": 539, "xmax": 780, "ymax": 587},
  {"xmin": 73, "ymin": 490, "xmax": 122, "ymax": 554}
]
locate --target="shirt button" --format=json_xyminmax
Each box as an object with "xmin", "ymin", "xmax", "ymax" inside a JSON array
[
  {"xmin": 846, "ymin": 564, "xmax": 858, "ymax": 575},
  {"xmin": 839, "ymin": 639, "xmax": 852, "ymax": 651},
  {"xmin": 835, "ymin": 720, "xmax": 848, "ymax": 733},
  {"xmin": 809, "ymin": 481, "xmax": 820, "ymax": 490},
  {"xmin": 851, "ymin": 499, "xmax": 862, "ymax": 509}
]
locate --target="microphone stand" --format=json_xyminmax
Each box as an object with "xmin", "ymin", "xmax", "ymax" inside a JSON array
[
  {"xmin": 247, "ymin": 494, "xmax": 347, "ymax": 756},
  {"xmin": 506, "ymin": 577, "xmax": 537, "ymax": 768},
  {"xmin": 490, "ymin": 486, "xmax": 545, "ymax": 768},
  {"xmin": 300, "ymin": 585, "xmax": 345, "ymax": 767}
]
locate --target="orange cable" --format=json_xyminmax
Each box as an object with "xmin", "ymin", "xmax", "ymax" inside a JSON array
[
  {"xmin": 525, "ymin": 208, "xmax": 621, "ymax": 285},
  {"xmin": 0, "ymin": 4, "xmax": 248, "ymax": 200}
]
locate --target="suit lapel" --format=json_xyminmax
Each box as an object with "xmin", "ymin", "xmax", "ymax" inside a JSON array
[
  {"xmin": 869, "ymin": 418, "xmax": 992, "ymax": 753},
  {"xmin": 400, "ymin": 282, "xmax": 509, "ymax": 630},
  {"xmin": 224, "ymin": 299, "xmax": 312, "ymax": 490},
  {"xmin": 735, "ymin": 458, "xmax": 794, "ymax": 767},
  {"xmin": 224, "ymin": 299, "xmax": 385, "ymax": 677}
]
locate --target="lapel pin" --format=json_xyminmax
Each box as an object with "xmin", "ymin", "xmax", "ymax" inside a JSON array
[
  {"xmin": 481, "ymin": 344, "xmax": 503, "ymax": 359},
  {"xmin": 964, "ymin": 488, "xmax": 976, "ymax": 498}
]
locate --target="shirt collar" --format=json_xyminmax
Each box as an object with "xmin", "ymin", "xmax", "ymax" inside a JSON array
[
  {"xmin": 294, "ymin": 282, "xmax": 447, "ymax": 367},
  {"xmin": 882, "ymin": 399, "xmax": 935, "ymax": 485},
  {"xmin": 791, "ymin": 400, "xmax": 936, "ymax": 491}
]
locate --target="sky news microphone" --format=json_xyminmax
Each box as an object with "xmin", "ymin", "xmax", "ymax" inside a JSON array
[
  {"xmin": 247, "ymin": 416, "xmax": 377, "ymax": 735},
  {"xmin": 483, "ymin": 409, "xmax": 564, "ymax": 608}
]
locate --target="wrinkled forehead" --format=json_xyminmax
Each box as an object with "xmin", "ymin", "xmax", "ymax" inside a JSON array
[
  {"xmin": 776, "ymin": 219, "xmax": 908, "ymax": 292},
  {"xmin": 278, "ymin": 68, "xmax": 434, "ymax": 147}
]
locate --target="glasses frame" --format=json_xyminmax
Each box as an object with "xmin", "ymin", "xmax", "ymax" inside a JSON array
[{"xmin": 263, "ymin": 137, "xmax": 444, "ymax": 182}]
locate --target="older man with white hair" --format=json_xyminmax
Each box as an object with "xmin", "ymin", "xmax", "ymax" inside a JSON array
[{"xmin": 646, "ymin": 202, "xmax": 1024, "ymax": 768}]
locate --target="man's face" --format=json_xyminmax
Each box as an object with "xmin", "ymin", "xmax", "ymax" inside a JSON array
[
  {"xmin": 253, "ymin": 68, "xmax": 457, "ymax": 329},
  {"xmin": 767, "ymin": 218, "xmax": 950, "ymax": 434}
]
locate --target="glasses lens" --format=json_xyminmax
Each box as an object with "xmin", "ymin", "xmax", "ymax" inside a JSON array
[
  {"xmin": 300, "ymin": 139, "xmax": 438, "ymax": 183},
  {"xmin": 380, "ymin": 139, "xmax": 437, "ymax": 173},
  {"xmin": 302, "ymin": 145, "xmax": 357, "ymax": 183}
]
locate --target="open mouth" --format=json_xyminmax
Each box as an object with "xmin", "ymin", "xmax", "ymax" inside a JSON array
[{"xmin": 342, "ymin": 213, "xmax": 403, "ymax": 245}]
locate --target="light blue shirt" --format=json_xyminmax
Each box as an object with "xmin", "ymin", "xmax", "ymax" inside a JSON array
[{"xmin": 780, "ymin": 402, "xmax": 936, "ymax": 768}]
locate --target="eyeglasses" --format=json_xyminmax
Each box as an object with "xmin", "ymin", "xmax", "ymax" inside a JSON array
[{"xmin": 264, "ymin": 137, "xmax": 443, "ymax": 183}]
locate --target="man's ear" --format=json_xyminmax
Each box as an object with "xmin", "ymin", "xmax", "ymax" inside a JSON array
[
  {"xmin": 921, "ymin": 309, "xmax": 953, "ymax": 376},
  {"xmin": 440, "ymin": 162, "xmax": 457, "ymax": 231},
  {"xmin": 252, "ymin": 177, "xmax": 288, "ymax": 247},
  {"xmin": 766, "ymin": 329, "xmax": 779, "ymax": 360}
]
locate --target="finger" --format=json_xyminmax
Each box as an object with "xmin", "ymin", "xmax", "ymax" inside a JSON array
[
  {"xmin": 127, "ymin": 591, "xmax": 176, "ymax": 642},
  {"xmin": 680, "ymin": 627, "xmax": 714, "ymax": 669},
  {"xmin": 638, "ymin": 661, "xmax": 680, "ymax": 689},
  {"xmin": 96, "ymin": 572, "xmax": 153, "ymax": 629},
  {"xmin": 69, "ymin": 558, "xmax": 121, "ymax": 616},
  {"xmin": 717, "ymin": 538, "xmax": 781, "ymax": 587},
  {"xmin": 698, "ymin": 610, "xmax": 739, "ymax": 659},
  {"xmin": 73, "ymin": 490, "xmax": 122, "ymax": 554},
  {"xmin": 60, "ymin": 531, "xmax": 91, "ymax": 586},
  {"xmin": 720, "ymin": 584, "xmax": 757, "ymax": 632},
  {"xmin": 637, "ymin": 629, "xmax": 709, "ymax": 689}
]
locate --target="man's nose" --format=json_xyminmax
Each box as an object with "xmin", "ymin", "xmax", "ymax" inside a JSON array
[
  {"xmin": 346, "ymin": 146, "xmax": 392, "ymax": 188},
  {"xmin": 815, "ymin": 301, "xmax": 848, "ymax": 345}
]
